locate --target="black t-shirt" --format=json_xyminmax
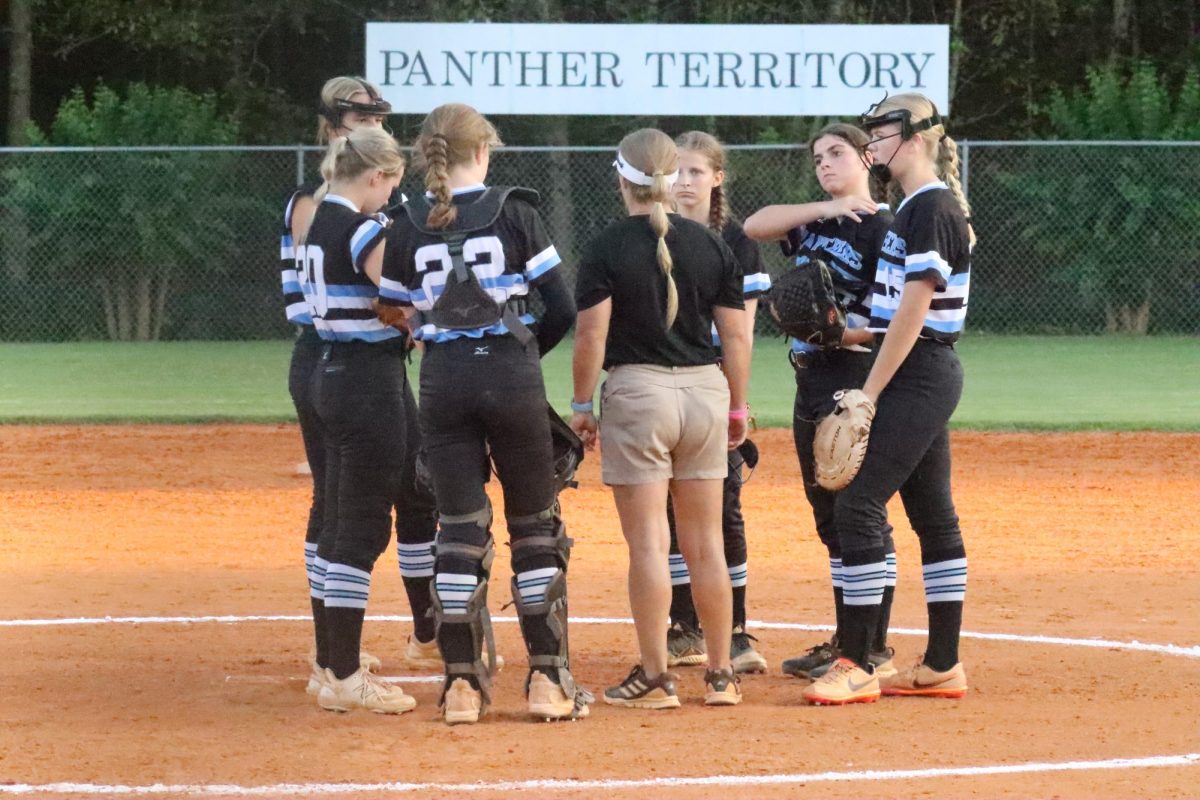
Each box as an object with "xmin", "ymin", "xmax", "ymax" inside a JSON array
[
  {"xmin": 576, "ymin": 214, "xmax": 744, "ymax": 369},
  {"xmin": 721, "ymin": 220, "xmax": 770, "ymax": 300}
]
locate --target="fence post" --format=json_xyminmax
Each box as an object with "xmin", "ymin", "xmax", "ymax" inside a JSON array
[
  {"xmin": 295, "ymin": 146, "xmax": 305, "ymax": 187},
  {"xmin": 960, "ymin": 140, "xmax": 970, "ymax": 201}
]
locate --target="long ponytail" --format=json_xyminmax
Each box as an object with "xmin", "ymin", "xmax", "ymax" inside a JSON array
[{"xmin": 618, "ymin": 128, "xmax": 680, "ymax": 328}]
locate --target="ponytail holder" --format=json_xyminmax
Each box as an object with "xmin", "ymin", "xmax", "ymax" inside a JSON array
[
  {"xmin": 939, "ymin": 133, "xmax": 948, "ymax": 142},
  {"xmin": 729, "ymin": 406, "xmax": 749, "ymax": 420}
]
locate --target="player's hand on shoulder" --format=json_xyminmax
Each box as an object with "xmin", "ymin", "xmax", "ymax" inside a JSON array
[{"xmin": 823, "ymin": 195, "xmax": 877, "ymax": 223}]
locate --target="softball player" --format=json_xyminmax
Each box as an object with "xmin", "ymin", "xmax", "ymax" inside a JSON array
[
  {"xmin": 571, "ymin": 128, "xmax": 750, "ymax": 709},
  {"xmin": 802, "ymin": 93, "xmax": 973, "ymax": 705},
  {"xmin": 295, "ymin": 126, "xmax": 417, "ymax": 713},
  {"xmin": 743, "ymin": 123, "xmax": 898, "ymax": 682},
  {"xmin": 664, "ymin": 131, "xmax": 770, "ymax": 675},
  {"xmin": 375, "ymin": 103, "xmax": 585, "ymax": 725},
  {"xmin": 284, "ymin": 77, "xmax": 441, "ymax": 692}
]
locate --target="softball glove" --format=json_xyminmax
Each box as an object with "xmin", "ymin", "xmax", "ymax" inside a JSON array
[
  {"xmin": 766, "ymin": 258, "xmax": 846, "ymax": 348},
  {"xmin": 813, "ymin": 389, "xmax": 875, "ymax": 491}
]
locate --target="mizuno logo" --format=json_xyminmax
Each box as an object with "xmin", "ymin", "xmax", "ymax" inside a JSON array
[{"xmin": 474, "ymin": 346, "xmax": 489, "ymax": 356}]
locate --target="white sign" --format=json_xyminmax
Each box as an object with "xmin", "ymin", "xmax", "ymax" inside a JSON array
[{"xmin": 365, "ymin": 23, "xmax": 949, "ymax": 117}]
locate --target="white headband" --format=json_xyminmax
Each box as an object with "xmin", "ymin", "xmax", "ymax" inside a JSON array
[{"xmin": 613, "ymin": 150, "xmax": 678, "ymax": 187}]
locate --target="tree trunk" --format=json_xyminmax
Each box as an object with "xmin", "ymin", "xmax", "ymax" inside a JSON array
[
  {"xmin": 949, "ymin": 0, "xmax": 964, "ymax": 105},
  {"xmin": 7, "ymin": 0, "xmax": 33, "ymax": 146},
  {"xmin": 135, "ymin": 273, "xmax": 153, "ymax": 341},
  {"xmin": 99, "ymin": 279, "xmax": 117, "ymax": 340},
  {"xmin": 152, "ymin": 274, "xmax": 170, "ymax": 341},
  {"xmin": 1111, "ymin": 0, "xmax": 1131, "ymax": 60},
  {"xmin": 115, "ymin": 279, "xmax": 132, "ymax": 341}
]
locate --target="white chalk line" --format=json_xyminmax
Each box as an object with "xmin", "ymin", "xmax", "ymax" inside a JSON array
[
  {"xmin": 4, "ymin": 613, "xmax": 1199, "ymax": 659},
  {"xmin": 222, "ymin": 675, "xmax": 442, "ymax": 685},
  {"xmin": 2, "ymin": 753, "xmax": 1197, "ymax": 796}
]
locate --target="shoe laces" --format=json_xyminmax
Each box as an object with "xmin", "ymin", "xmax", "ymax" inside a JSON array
[
  {"xmin": 621, "ymin": 664, "xmax": 646, "ymax": 685},
  {"xmin": 821, "ymin": 659, "xmax": 857, "ymax": 682},
  {"xmin": 733, "ymin": 629, "xmax": 759, "ymax": 646},
  {"xmin": 807, "ymin": 640, "xmax": 835, "ymax": 656}
]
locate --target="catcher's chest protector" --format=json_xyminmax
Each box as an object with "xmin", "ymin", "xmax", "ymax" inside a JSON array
[{"xmin": 403, "ymin": 188, "xmax": 538, "ymax": 340}]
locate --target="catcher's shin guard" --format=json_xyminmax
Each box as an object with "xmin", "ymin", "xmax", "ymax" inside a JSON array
[
  {"xmin": 432, "ymin": 505, "xmax": 497, "ymax": 708},
  {"xmin": 509, "ymin": 510, "xmax": 593, "ymax": 718}
]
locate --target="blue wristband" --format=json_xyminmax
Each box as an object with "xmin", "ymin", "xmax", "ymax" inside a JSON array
[{"xmin": 570, "ymin": 399, "xmax": 594, "ymax": 414}]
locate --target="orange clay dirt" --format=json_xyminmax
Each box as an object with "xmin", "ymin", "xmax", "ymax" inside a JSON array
[{"xmin": 1, "ymin": 425, "xmax": 1198, "ymax": 800}]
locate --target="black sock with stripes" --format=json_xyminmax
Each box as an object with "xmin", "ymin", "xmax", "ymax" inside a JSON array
[
  {"xmin": 924, "ymin": 602, "xmax": 963, "ymax": 671},
  {"xmin": 403, "ymin": 576, "xmax": 435, "ymax": 643},
  {"xmin": 325, "ymin": 607, "xmax": 366, "ymax": 680},
  {"xmin": 839, "ymin": 604, "xmax": 881, "ymax": 669},
  {"xmin": 731, "ymin": 584, "xmax": 747, "ymax": 630},
  {"xmin": 670, "ymin": 583, "xmax": 699, "ymax": 630},
  {"xmin": 832, "ymin": 586, "xmax": 846, "ymax": 645},
  {"xmin": 873, "ymin": 586, "xmax": 895, "ymax": 653},
  {"xmin": 311, "ymin": 598, "xmax": 328, "ymax": 667}
]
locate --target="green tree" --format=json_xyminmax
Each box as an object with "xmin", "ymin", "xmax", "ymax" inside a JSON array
[
  {"xmin": 4, "ymin": 83, "xmax": 267, "ymax": 340},
  {"xmin": 998, "ymin": 62, "xmax": 1200, "ymax": 333}
]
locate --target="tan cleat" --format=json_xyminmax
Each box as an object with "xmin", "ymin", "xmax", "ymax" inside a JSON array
[
  {"xmin": 881, "ymin": 658, "xmax": 967, "ymax": 698},
  {"xmin": 442, "ymin": 678, "xmax": 484, "ymax": 725},
  {"xmin": 869, "ymin": 647, "xmax": 898, "ymax": 681},
  {"xmin": 402, "ymin": 636, "xmax": 443, "ymax": 671},
  {"xmin": 402, "ymin": 636, "xmax": 504, "ymax": 672},
  {"xmin": 359, "ymin": 651, "xmax": 382, "ymax": 672},
  {"xmin": 527, "ymin": 671, "xmax": 590, "ymax": 720},
  {"xmin": 305, "ymin": 660, "xmax": 326, "ymax": 696},
  {"xmin": 317, "ymin": 667, "xmax": 416, "ymax": 714},
  {"xmin": 802, "ymin": 658, "xmax": 880, "ymax": 706}
]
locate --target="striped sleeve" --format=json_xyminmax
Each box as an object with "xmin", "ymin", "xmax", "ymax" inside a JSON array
[
  {"xmin": 280, "ymin": 192, "xmax": 311, "ymax": 325},
  {"xmin": 349, "ymin": 218, "xmax": 386, "ymax": 273},
  {"xmin": 901, "ymin": 211, "xmax": 959, "ymax": 289}
]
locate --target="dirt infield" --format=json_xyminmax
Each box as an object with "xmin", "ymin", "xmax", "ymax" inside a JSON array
[{"xmin": 2, "ymin": 425, "xmax": 1198, "ymax": 799}]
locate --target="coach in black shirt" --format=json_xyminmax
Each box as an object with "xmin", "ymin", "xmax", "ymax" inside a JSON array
[{"xmin": 570, "ymin": 128, "xmax": 750, "ymax": 710}]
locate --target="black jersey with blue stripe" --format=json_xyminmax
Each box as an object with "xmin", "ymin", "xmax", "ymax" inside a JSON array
[
  {"xmin": 280, "ymin": 183, "xmax": 320, "ymax": 326},
  {"xmin": 377, "ymin": 185, "xmax": 561, "ymax": 344},
  {"xmin": 868, "ymin": 183, "xmax": 971, "ymax": 344},
  {"xmin": 299, "ymin": 194, "xmax": 400, "ymax": 344},
  {"xmin": 782, "ymin": 204, "xmax": 893, "ymax": 352},
  {"xmin": 711, "ymin": 219, "xmax": 770, "ymax": 348}
]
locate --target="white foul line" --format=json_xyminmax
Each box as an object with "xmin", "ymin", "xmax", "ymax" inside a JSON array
[
  {"xmin": 1, "ymin": 753, "xmax": 1197, "ymax": 796},
  {"xmin": 3, "ymin": 613, "xmax": 1198, "ymax": 659}
]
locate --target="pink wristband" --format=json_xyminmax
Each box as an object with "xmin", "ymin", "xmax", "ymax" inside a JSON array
[{"xmin": 728, "ymin": 406, "xmax": 749, "ymax": 420}]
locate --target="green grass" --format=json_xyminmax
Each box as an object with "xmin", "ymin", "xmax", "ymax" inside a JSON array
[{"xmin": 1, "ymin": 336, "xmax": 1196, "ymax": 430}]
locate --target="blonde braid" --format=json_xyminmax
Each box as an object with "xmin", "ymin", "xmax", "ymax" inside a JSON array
[
  {"xmin": 937, "ymin": 135, "xmax": 977, "ymax": 246},
  {"xmin": 649, "ymin": 172, "xmax": 678, "ymax": 328},
  {"xmin": 424, "ymin": 134, "xmax": 456, "ymax": 229},
  {"xmin": 709, "ymin": 183, "xmax": 730, "ymax": 233}
]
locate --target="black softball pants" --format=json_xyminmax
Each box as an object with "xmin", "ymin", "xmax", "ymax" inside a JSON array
[
  {"xmin": 288, "ymin": 327, "xmax": 327, "ymax": 551},
  {"xmin": 420, "ymin": 335, "xmax": 566, "ymax": 685},
  {"xmin": 835, "ymin": 339, "xmax": 966, "ymax": 668},
  {"xmin": 313, "ymin": 339, "xmax": 411, "ymax": 677}
]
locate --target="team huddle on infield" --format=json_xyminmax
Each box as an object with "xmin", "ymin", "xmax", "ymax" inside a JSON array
[{"xmin": 279, "ymin": 73, "xmax": 973, "ymax": 725}]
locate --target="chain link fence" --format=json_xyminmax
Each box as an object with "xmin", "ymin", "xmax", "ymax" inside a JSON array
[{"xmin": 1, "ymin": 142, "xmax": 1197, "ymax": 341}]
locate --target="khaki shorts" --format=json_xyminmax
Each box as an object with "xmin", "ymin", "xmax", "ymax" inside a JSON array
[{"xmin": 599, "ymin": 363, "xmax": 730, "ymax": 485}]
